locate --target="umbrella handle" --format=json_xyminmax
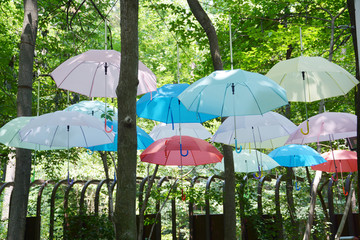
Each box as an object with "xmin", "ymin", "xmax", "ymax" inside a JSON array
[
  {"xmin": 180, "ymin": 143, "xmax": 189, "ymax": 157},
  {"xmin": 253, "ymin": 166, "xmax": 263, "ymax": 179},
  {"xmin": 331, "ymin": 172, "xmax": 338, "ymax": 182},
  {"xmin": 87, "ymin": 149, "xmax": 94, "ymax": 155},
  {"xmin": 67, "ymin": 171, "xmax": 73, "ymax": 185},
  {"xmin": 105, "ymin": 118, "xmax": 113, "ymax": 133},
  {"xmin": 343, "ymin": 186, "xmax": 349, "ymax": 196},
  {"xmin": 235, "ymin": 139, "xmax": 242, "ymax": 153},
  {"xmin": 295, "ymin": 181, "xmax": 301, "ymax": 191},
  {"xmin": 300, "ymin": 120, "xmax": 310, "ymax": 135},
  {"xmin": 181, "ymin": 188, "xmax": 186, "ymax": 201}
]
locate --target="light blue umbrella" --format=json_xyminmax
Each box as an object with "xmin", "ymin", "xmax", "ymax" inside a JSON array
[
  {"xmin": 136, "ymin": 83, "xmax": 218, "ymax": 124},
  {"xmin": 178, "ymin": 69, "xmax": 288, "ymax": 117},
  {"xmin": 268, "ymin": 144, "xmax": 326, "ymax": 167},
  {"xmin": 87, "ymin": 121, "xmax": 154, "ymax": 151},
  {"xmin": 64, "ymin": 100, "xmax": 118, "ymax": 120}
]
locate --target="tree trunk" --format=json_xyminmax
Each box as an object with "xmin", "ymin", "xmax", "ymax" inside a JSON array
[
  {"xmin": 114, "ymin": 0, "xmax": 139, "ymax": 239},
  {"xmin": 303, "ymin": 170, "xmax": 322, "ymax": 240},
  {"xmin": 186, "ymin": 1, "xmax": 236, "ymax": 239},
  {"xmin": 7, "ymin": 1, "xmax": 37, "ymax": 239}
]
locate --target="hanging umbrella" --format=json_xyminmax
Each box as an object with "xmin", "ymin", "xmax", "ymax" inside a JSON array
[
  {"xmin": 19, "ymin": 111, "xmax": 115, "ymax": 148},
  {"xmin": 286, "ymin": 112, "xmax": 357, "ymax": 144},
  {"xmin": 214, "ymin": 149, "xmax": 279, "ymax": 173},
  {"xmin": 87, "ymin": 121, "xmax": 154, "ymax": 151},
  {"xmin": 150, "ymin": 122, "xmax": 212, "ymax": 140},
  {"xmin": 211, "ymin": 111, "xmax": 297, "ymax": 149},
  {"xmin": 268, "ymin": 144, "xmax": 326, "ymax": 167},
  {"xmin": 177, "ymin": 69, "xmax": 288, "ymax": 117},
  {"xmin": 63, "ymin": 100, "xmax": 118, "ymax": 120},
  {"xmin": 50, "ymin": 49, "xmax": 157, "ymax": 97},
  {"xmin": 137, "ymin": 83, "xmax": 218, "ymax": 124},
  {"xmin": 311, "ymin": 150, "xmax": 358, "ymax": 173},
  {"xmin": 140, "ymin": 135, "xmax": 223, "ymax": 166},
  {"xmin": 0, "ymin": 117, "xmax": 65, "ymax": 150},
  {"xmin": 266, "ymin": 56, "xmax": 358, "ymax": 102}
]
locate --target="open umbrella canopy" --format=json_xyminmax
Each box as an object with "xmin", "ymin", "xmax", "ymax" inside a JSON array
[
  {"xmin": 150, "ymin": 122, "xmax": 212, "ymax": 140},
  {"xmin": 266, "ymin": 56, "xmax": 358, "ymax": 102},
  {"xmin": 269, "ymin": 144, "xmax": 326, "ymax": 167},
  {"xmin": 87, "ymin": 121, "xmax": 154, "ymax": 151},
  {"xmin": 177, "ymin": 69, "xmax": 288, "ymax": 117},
  {"xmin": 311, "ymin": 150, "xmax": 358, "ymax": 173},
  {"xmin": 0, "ymin": 117, "xmax": 64, "ymax": 150},
  {"xmin": 137, "ymin": 83, "xmax": 218, "ymax": 123},
  {"xmin": 19, "ymin": 111, "xmax": 115, "ymax": 148},
  {"xmin": 211, "ymin": 111, "xmax": 297, "ymax": 149},
  {"xmin": 214, "ymin": 149, "xmax": 279, "ymax": 173},
  {"xmin": 64, "ymin": 100, "xmax": 118, "ymax": 120},
  {"xmin": 286, "ymin": 112, "xmax": 357, "ymax": 144},
  {"xmin": 50, "ymin": 49, "xmax": 157, "ymax": 97},
  {"xmin": 140, "ymin": 135, "xmax": 223, "ymax": 166}
]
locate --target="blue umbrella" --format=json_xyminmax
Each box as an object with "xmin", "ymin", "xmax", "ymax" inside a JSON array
[
  {"xmin": 269, "ymin": 144, "xmax": 326, "ymax": 190},
  {"xmin": 268, "ymin": 144, "xmax": 326, "ymax": 167},
  {"xmin": 136, "ymin": 83, "xmax": 218, "ymax": 124},
  {"xmin": 87, "ymin": 121, "xmax": 154, "ymax": 151}
]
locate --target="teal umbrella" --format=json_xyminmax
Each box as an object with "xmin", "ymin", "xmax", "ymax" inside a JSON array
[{"xmin": 64, "ymin": 100, "xmax": 117, "ymax": 120}]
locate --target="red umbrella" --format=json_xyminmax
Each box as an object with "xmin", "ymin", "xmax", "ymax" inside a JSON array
[
  {"xmin": 311, "ymin": 150, "xmax": 358, "ymax": 173},
  {"xmin": 140, "ymin": 135, "xmax": 223, "ymax": 166}
]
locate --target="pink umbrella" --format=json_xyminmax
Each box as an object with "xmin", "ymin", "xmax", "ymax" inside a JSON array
[
  {"xmin": 50, "ymin": 50, "xmax": 157, "ymax": 97},
  {"xmin": 140, "ymin": 135, "xmax": 223, "ymax": 166},
  {"xmin": 311, "ymin": 150, "xmax": 358, "ymax": 173},
  {"xmin": 286, "ymin": 112, "xmax": 356, "ymax": 144}
]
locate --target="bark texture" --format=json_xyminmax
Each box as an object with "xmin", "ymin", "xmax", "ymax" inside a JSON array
[
  {"xmin": 187, "ymin": 0, "xmax": 237, "ymax": 239},
  {"xmin": 7, "ymin": 0, "xmax": 37, "ymax": 239},
  {"xmin": 114, "ymin": 0, "xmax": 139, "ymax": 239}
]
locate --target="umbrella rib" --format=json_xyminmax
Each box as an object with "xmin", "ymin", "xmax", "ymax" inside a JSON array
[
  {"xmin": 50, "ymin": 126, "xmax": 59, "ymax": 148},
  {"xmin": 186, "ymin": 84, "xmax": 208, "ymax": 115},
  {"xmin": 54, "ymin": 61, "xmax": 84, "ymax": 87},
  {"xmin": 89, "ymin": 62, "xmax": 102, "ymax": 97},
  {"xmin": 220, "ymin": 84, "xmax": 230, "ymax": 117},
  {"xmin": 243, "ymin": 82, "xmax": 262, "ymax": 114},
  {"xmin": 325, "ymin": 72, "xmax": 347, "ymax": 95},
  {"xmin": 79, "ymin": 126, "xmax": 88, "ymax": 148}
]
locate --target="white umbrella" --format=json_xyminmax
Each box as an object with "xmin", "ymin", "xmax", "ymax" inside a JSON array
[
  {"xmin": 214, "ymin": 149, "xmax": 279, "ymax": 173},
  {"xmin": 211, "ymin": 111, "xmax": 297, "ymax": 149},
  {"xmin": 149, "ymin": 123, "xmax": 212, "ymax": 140},
  {"xmin": 266, "ymin": 56, "xmax": 358, "ymax": 102},
  {"xmin": 50, "ymin": 49, "xmax": 157, "ymax": 97},
  {"xmin": 19, "ymin": 111, "xmax": 115, "ymax": 148}
]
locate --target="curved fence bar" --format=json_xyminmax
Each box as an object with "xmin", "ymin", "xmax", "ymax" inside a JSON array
[
  {"xmin": 344, "ymin": 173, "xmax": 354, "ymax": 236},
  {"xmin": 79, "ymin": 179, "xmax": 100, "ymax": 216},
  {"xmin": 63, "ymin": 180, "xmax": 86, "ymax": 237},
  {"xmin": 239, "ymin": 175, "xmax": 248, "ymax": 240},
  {"xmin": 205, "ymin": 175, "xmax": 224, "ymax": 240},
  {"xmin": 94, "ymin": 179, "xmax": 113, "ymax": 215},
  {"xmin": 257, "ymin": 175, "xmax": 271, "ymax": 216},
  {"xmin": 49, "ymin": 179, "xmax": 68, "ymax": 240},
  {"xmin": 36, "ymin": 180, "xmax": 55, "ymax": 218},
  {"xmin": 156, "ymin": 176, "xmax": 177, "ymax": 240},
  {"xmin": 275, "ymin": 175, "xmax": 284, "ymax": 240},
  {"xmin": 328, "ymin": 174, "xmax": 336, "ymax": 240},
  {"xmin": 138, "ymin": 176, "xmax": 150, "ymax": 212},
  {"xmin": 0, "ymin": 182, "xmax": 14, "ymax": 197},
  {"xmin": 188, "ymin": 176, "xmax": 208, "ymax": 240}
]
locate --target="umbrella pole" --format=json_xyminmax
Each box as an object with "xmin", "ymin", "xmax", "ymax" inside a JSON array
[
  {"xmin": 251, "ymin": 126, "xmax": 262, "ymax": 179},
  {"xmin": 301, "ymin": 71, "xmax": 310, "ymax": 135}
]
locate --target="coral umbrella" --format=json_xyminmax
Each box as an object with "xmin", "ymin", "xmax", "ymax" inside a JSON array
[
  {"xmin": 311, "ymin": 150, "xmax": 357, "ymax": 173},
  {"xmin": 140, "ymin": 136, "xmax": 223, "ymax": 166}
]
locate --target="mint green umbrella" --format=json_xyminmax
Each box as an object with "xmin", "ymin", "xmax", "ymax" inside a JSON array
[{"xmin": 0, "ymin": 117, "xmax": 64, "ymax": 150}]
